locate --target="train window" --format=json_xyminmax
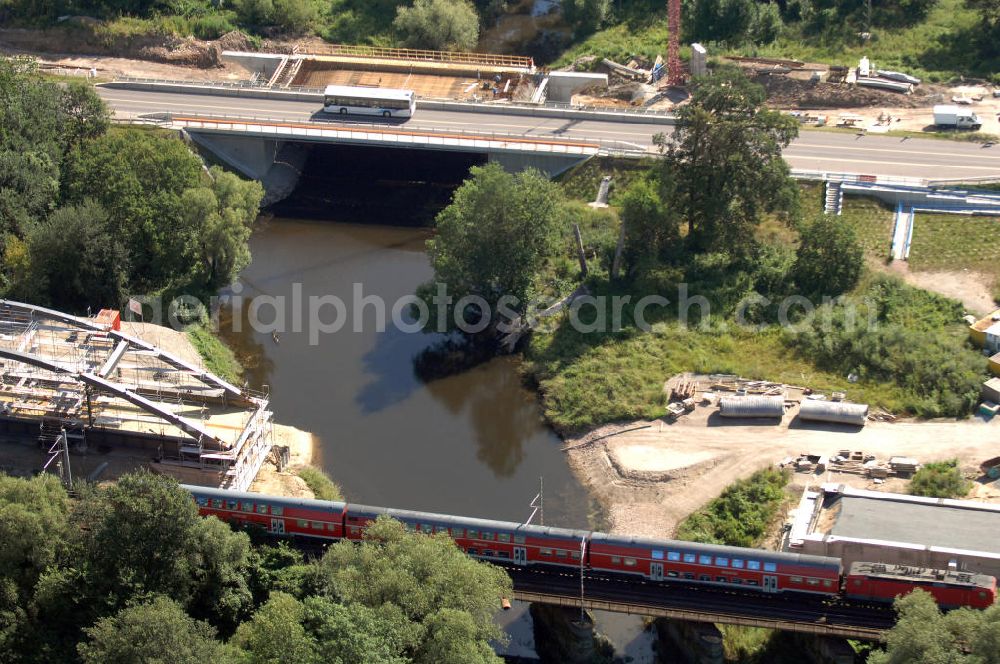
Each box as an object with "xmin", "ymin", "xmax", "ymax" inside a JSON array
[
  {"xmin": 611, "ymin": 556, "xmax": 621, "ymax": 564},
  {"xmin": 731, "ymin": 559, "xmax": 744, "ymax": 569},
  {"xmin": 227, "ymin": 500, "xmax": 238, "ymax": 510},
  {"xmin": 979, "ymin": 592, "xmax": 987, "ymax": 599},
  {"xmin": 699, "ymin": 555, "xmax": 712, "ymax": 565},
  {"xmin": 349, "ymin": 526, "xmax": 361, "ymax": 536},
  {"xmin": 496, "ymin": 551, "xmax": 510, "ymax": 559},
  {"xmin": 699, "ymin": 575, "xmax": 711, "ymax": 581},
  {"xmin": 498, "ymin": 533, "xmax": 511, "ymax": 543},
  {"xmin": 196, "ymin": 496, "xmax": 208, "ymax": 507},
  {"xmin": 806, "ymin": 578, "xmax": 819, "ymax": 586},
  {"xmin": 791, "ymin": 576, "xmax": 803, "ymax": 583},
  {"xmin": 746, "ymin": 580, "xmax": 759, "ymax": 586},
  {"xmin": 652, "ymin": 550, "xmax": 664, "ymax": 560},
  {"xmin": 272, "ymin": 506, "xmax": 283, "ymax": 516},
  {"xmin": 212, "ymin": 499, "xmax": 223, "ymax": 509},
  {"xmin": 747, "ymin": 561, "xmax": 761, "ymax": 571},
  {"xmin": 483, "ymin": 550, "xmax": 494, "ymax": 557},
  {"xmin": 241, "ymin": 502, "xmax": 253, "ymax": 512},
  {"xmin": 716, "ymin": 576, "xmax": 726, "ymax": 583},
  {"xmin": 683, "ymin": 553, "xmax": 696, "ymax": 563},
  {"xmin": 452, "ymin": 528, "xmax": 464, "ymax": 538},
  {"xmin": 668, "ymin": 552, "xmax": 681, "ymax": 562},
  {"xmin": 514, "ymin": 535, "xmax": 526, "ymax": 544},
  {"xmin": 668, "ymin": 571, "xmax": 679, "ymax": 578},
  {"xmin": 716, "ymin": 557, "xmax": 729, "ymax": 567},
  {"xmin": 764, "ymin": 563, "xmax": 777, "ymax": 573},
  {"xmin": 467, "ymin": 529, "xmax": 479, "ymax": 540},
  {"xmin": 542, "ymin": 548, "xmax": 554, "ymax": 556},
  {"xmin": 311, "ymin": 521, "xmax": 323, "ymax": 529},
  {"xmin": 256, "ymin": 504, "xmax": 268, "ymax": 514},
  {"xmin": 405, "ymin": 523, "xmax": 416, "ymax": 532},
  {"xmin": 823, "ymin": 580, "xmax": 833, "ymax": 588},
  {"xmin": 420, "ymin": 524, "xmax": 433, "ymax": 534},
  {"xmin": 571, "ymin": 551, "xmax": 581, "ymax": 560},
  {"xmin": 297, "ymin": 520, "xmax": 308, "ymax": 528},
  {"xmin": 556, "ymin": 550, "xmax": 568, "ymax": 558},
  {"xmin": 468, "ymin": 548, "xmax": 478, "ymax": 555},
  {"xmin": 683, "ymin": 573, "xmax": 695, "ymax": 580},
  {"xmin": 624, "ymin": 558, "xmax": 637, "ymax": 567},
  {"xmin": 328, "ymin": 523, "xmax": 337, "ymax": 531},
  {"xmin": 732, "ymin": 578, "xmax": 743, "ymax": 585},
  {"xmin": 482, "ymin": 532, "xmax": 494, "ymax": 541}
]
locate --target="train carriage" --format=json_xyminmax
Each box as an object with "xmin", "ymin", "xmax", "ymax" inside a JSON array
[
  {"xmin": 357, "ymin": 506, "xmax": 590, "ymax": 567},
  {"xmin": 184, "ymin": 485, "xmax": 347, "ymax": 539},
  {"xmin": 845, "ymin": 562, "xmax": 997, "ymax": 609},
  {"xmin": 589, "ymin": 533, "xmax": 841, "ymax": 596}
]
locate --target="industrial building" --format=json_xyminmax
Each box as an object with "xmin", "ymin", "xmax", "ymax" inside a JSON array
[
  {"xmin": 787, "ymin": 484, "xmax": 1000, "ymax": 579},
  {"xmin": 0, "ymin": 300, "xmax": 272, "ymax": 490}
]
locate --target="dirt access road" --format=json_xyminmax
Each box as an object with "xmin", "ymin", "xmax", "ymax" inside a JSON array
[{"xmin": 565, "ymin": 403, "xmax": 1000, "ymax": 540}]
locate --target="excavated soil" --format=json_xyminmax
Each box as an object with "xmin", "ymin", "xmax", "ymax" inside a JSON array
[{"xmin": 755, "ymin": 73, "xmax": 939, "ymax": 109}]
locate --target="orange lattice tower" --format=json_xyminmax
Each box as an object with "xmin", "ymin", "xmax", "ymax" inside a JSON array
[{"xmin": 666, "ymin": 0, "xmax": 684, "ymax": 86}]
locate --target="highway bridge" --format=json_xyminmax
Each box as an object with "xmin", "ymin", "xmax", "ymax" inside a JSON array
[{"xmin": 98, "ymin": 86, "xmax": 1000, "ymax": 182}]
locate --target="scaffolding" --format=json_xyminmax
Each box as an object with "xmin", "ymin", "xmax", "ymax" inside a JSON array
[{"xmin": 0, "ymin": 299, "xmax": 272, "ymax": 491}]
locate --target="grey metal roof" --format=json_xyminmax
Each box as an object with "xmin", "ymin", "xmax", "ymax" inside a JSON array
[{"xmin": 828, "ymin": 494, "xmax": 1000, "ymax": 555}]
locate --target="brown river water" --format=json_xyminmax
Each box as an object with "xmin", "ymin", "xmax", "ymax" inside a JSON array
[{"xmin": 219, "ymin": 217, "xmax": 601, "ymax": 529}]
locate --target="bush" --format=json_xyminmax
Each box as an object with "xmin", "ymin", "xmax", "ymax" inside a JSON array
[
  {"xmin": 271, "ymin": 0, "xmax": 317, "ymax": 33},
  {"xmin": 676, "ymin": 468, "xmax": 791, "ymax": 547},
  {"xmin": 296, "ymin": 466, "xmax": 344, "ymax": 501},
  {"xmin": 190, "ymin": 12, "xmax": 236, "ymax": 38},
  {"xmin": 393, "ymin": 0, "xmax": 479, "ymax": 50},
  {"xmin": 793, "ymin": 214, "xmax": 863, "ymax": 297},
  {"xmin": 908, "ymin": 459, "xmax": 971, "ymax": 498}
]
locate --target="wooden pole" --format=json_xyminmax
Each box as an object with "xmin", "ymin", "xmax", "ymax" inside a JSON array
[{"xmin": 573, "ymin": 224, "xmax": 588, "ymax": 276}]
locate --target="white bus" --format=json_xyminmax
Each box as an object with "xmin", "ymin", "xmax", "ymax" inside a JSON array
[{"xmin": 322, "ymin": 85, "xmax": 416, "ymax": 118}]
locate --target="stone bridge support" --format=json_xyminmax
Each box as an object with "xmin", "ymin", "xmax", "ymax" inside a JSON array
[{"xmin": 185, "ymin": 132, "xmax": 309, "ymax": 205}]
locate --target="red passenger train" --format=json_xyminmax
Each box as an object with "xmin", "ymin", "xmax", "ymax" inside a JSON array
[{"xmin": 182, "ymin": 485, "xmax": 996, "ymax": 610}]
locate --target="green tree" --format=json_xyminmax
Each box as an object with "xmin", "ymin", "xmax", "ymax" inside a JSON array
[
  {"xmin": 309, "ymin": 516, "xmax": 511, "ymax": 663},
  {"xmin": 182, "ymin": 167, "xmax": 263, "ymax": 287},
  {"xmin": 272, "ymin": 0, "xmax": 317, "ymax": 32},
  {"xmin": 867, "ymin": 590, "xmax": 1000, "ymax": 664},
  {"xmin": 74, "ymin": 472, "xmax": 254, "ymax": 620},
  {"xmin": 792, "ymin": 214, "xmax": 863, "ymax": 297},
  {"xmin": 908, "ymin": 459, "xmax": 971, "ymax": 498},
  {"xmin": 663, "ymin": 67, "xmax": 799, "ymax": 255},
  {"xmin": 301, "ymin": 596, "xmax": 409, "ymax": 664},
  {"xmin": 0, "ymin": 474, "xmax": 70, "ymax": 600},
  {"xmin": 78, "ymin": 596, "xmax": 235, "ymax": 664},
  {"xmin": 422, "ymin": 163, "xmax": 565, "ymax": 333},
  {"xmin": 59, "ymin": 81, "xmax": 111, "ymax": 149},
  {"xmin": 750, "ymin": 1, "xmax": 784, "ymax": 44},
  {"xmin": 561, "ymin": 0, "xmax": 610, "ymax": 36},
  {"xmin": 689, "ymin": 0, "xmax": 754, "ymax": 45},
  {"xmin": 232, "ymin": 592, "xmax": 319, "ymax": 664},
  {"xmin": 393, "ymin": 0, "xmax": 480, "ymax": 50},
  {"xmin": 618, "ymin": 177, "xmax": 678, "ymax": 277},
  {"xmin": 24, "ymin": 199, "xmax": 128, "ymax": 311},
  {"xmin": 966, "ymin": 0, "xmax": 1000, "ymax": 57},
  {"xmin": 63, "ymin": 127, "xmax": 204, "ymax": 291}
]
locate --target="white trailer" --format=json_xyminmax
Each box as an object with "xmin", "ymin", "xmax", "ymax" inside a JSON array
[{"xmin": 933, "ymin": 104, "xmax": 982, "ymax": 130}]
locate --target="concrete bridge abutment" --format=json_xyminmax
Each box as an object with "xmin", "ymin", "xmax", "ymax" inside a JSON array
[{"xmin": 186, "ymin": 132, "xmax": 309, "ymax": 205}]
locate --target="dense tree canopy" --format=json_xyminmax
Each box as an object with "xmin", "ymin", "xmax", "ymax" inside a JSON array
[
  {"xmin": 792, "ymin": 214, "xmax": 863, "ymax": 297},
  {"xmin": 393, "ymin": 0, "xmax": 480, "ymax": 51},
  {"xmin": 662, "ymin": 67, "xmax": 799, "ymax": 256},
  {"xmin": 0, "ymin": 59, "xmax": 262, "ymax": 311},
  {"xmin": 0, "ymin": 473, "xmax": 514, "ymax": 663},
  {"xmin": 868, "ymin": 590, "xmax": 1000, "ymax": 663},
  {"xmin": 422, "ymin": 162, "xmax": 566, "ymax": 333}
]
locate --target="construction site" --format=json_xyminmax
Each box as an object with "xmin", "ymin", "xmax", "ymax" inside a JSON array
[{"xmin": 0, "ymin": 299, "xmax": 274, "ymax": 490}]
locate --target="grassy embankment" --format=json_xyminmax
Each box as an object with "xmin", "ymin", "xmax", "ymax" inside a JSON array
[
  {"xmin": 673, "ymin": 468, "xmax": 818, "ymax": 663},
  {"xmin": 526, "ymin": 160, "xmax": 986, "ymax": 433},
  {"xmin": 186, "ymin": 321, "xmax": 244, "ymax": 384},
  {"xmin": 554, "ymin": 0, "xmax": 994, "ymax": 82},
  {"xmin": 296, "ymin": 465, "xmax": 345, "ymax": 501}
]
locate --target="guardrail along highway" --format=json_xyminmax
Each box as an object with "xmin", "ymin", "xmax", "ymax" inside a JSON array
[{"xmin": 97, "ymin": 86, "xmax": 1000, "ymax": 180}]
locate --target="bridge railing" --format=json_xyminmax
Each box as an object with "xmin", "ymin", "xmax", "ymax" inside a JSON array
[
  {"xmin": 105, "ymin": 77, "xmax": 677, "ymax": 119},
  {"xmin": 152, "ymin": 111, "xmax": 649, "ymax": 156},
  {"xmin": 296, "ymin": 43, "xmax": 534, "ymax": 70}
]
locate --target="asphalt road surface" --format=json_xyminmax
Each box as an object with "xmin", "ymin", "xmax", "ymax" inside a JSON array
[{"xmin": 98, "ymin": 87, "xmax": 1000, "ymax": 180}]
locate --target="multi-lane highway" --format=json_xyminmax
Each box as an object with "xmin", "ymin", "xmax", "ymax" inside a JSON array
[{"xmin": 97, "ymin": 87, "xmax": 1000, "ymax": 180}]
